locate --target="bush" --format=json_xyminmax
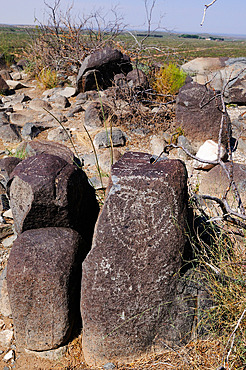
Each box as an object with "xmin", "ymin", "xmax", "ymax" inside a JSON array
[
  {"xmin": 153, "ymin": 63, "xmax": 187, "ymax": 98},
  {"xmin": 36, "ymin": 67, "xmax": 58, "ymax": 89}
]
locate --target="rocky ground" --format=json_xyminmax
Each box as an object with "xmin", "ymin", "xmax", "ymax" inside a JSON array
[{"xmin": 0, "ymin": 69, "xmax": 246, "ymax": 369}]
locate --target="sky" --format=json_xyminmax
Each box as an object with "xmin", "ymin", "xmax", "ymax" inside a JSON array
[{"xmin": 0, "ymin": 0, "xmax": 246, "ymax": 36}]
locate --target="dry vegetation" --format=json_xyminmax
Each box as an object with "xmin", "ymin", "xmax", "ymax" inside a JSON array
[{"xmin": 0, "ymin": 1, "xmax": 246, "ymax": 369}]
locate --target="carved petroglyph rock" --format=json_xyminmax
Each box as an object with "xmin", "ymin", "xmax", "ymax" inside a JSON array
[{"xmin": 81, "ymin": 151, "xmax": 190, "ymax": 366}]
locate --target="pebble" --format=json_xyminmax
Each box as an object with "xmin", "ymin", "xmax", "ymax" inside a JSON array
[
  {"xmin": 2, "ymin": 235, "xmax": 17, "ymax": 248},
  {"xmin": 3, "ymin": 349, "xmax": 14, "ymax": 362},
  {"xmin": 0, "ymin": 329, "xmax": 13, "ymax": 347},
  {"xmin": 103, "ymin": 363, "xmax": 116, "ymax": 370}
]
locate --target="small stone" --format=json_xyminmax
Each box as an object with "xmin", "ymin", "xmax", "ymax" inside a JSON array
[
  {"xmin": 103, "ymin": 363, "xmax": 116, "ymax": 370},
  {"xmin": 3, "ymin": 209, "xmax": 13, "ymax": 219},
  {"xmin": 193, "ymin": 140, "xmax": 227, "ymax": 170},
  {"xmin": 93, "ymin": 128, "xmax": 126, "ymax": 149},
  {"xmin": 3, "ymin": 349, "xmax": 14, "ymax": 362},
  {"xmin": 0, "ymin": 330, "xmax": 13, "ymax": 347},
  {"xmin": 2, "ymin": 235, "xmax": 17, "ymax": 248}
]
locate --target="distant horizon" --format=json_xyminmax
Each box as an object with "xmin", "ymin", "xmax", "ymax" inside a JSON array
[{"xmin": 1, "ymin": 22, "xmax": 246, "ymax": 39}]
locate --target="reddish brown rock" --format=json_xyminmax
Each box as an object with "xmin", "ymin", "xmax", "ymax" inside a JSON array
[
  {"xmin": 0, "ymin": 75, "xmax": 9, "ymax": 94},
  {"xmin": 81, "ymin": 152, "xmax": 190, "ymax": 366},
  {"xmin": 176, "ymin": 81, "xmax": 231, "ymax": 150},
  {"xmin": 7, "ymin": 227, "xmax": 84, "ymax": 350},
  {"xmin": 8, "ymin": 153, "xmax": 99, "ymax": 247}
]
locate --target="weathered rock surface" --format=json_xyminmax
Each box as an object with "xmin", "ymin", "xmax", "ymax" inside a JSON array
[
  {"xmin": 84, "ymin": 101, "xmax": 114, "ymax": 129},
  {"xmin": 7, "ymin": 227, "xmax": 84, "ymax": 350},
  {"xmin": 0, "ymin": 124, "xmax": 22, "ymax": 143},
  {"xmin": 81, "ymin": 151, "xmax": 190, "ymax": 366},
  {"xmin": 93, "ymin": 128, "xmax": 126, "ymax": 149},
  {"xmin": 176, "ymin": 81, "xmax": 230, "ymax": 150},
  {"xmin": 76, "ymin": 47, "xmax": 132, "ymax": 93},
  {"xmin": 8, "ymin": 153, "xmax": 99, "ymax": 246},
  {"xmin": 193, "ymin": 140, "xmax": 227, "ymax": 170},
  {"xmin": 0, "ymin": 76, "xmax": 9, "ymax": 94},
  {"xmin": 199, "ymin": 162, "xmax": 246, "ymax": 208},
  {"xmin": 0, "ymin": 267, "xmax": 12, "ymax": 317}
]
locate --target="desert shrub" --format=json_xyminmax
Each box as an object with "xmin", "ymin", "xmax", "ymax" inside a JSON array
[
  {"xmin": 191, "ymin": 217, "xmax": 246, "ymax": 369},
  {"xmin": 36, "ymin": 67, "xmax": 58, "ymax": 89},
  {"xmin": 153, "ymin": 63, "xmax": 187, "ymax": 99}
]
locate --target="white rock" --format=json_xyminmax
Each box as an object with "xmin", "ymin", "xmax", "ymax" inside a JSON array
[
  {"xmin": 3, "ymin": 349, "xmax": 14, "ymax": 361},
  {"xmin": 2, "ymin": 234, "xmax": 17, "ymax": 248},
  {"xmin": 3, "ymin": 209, "xmax": 13, "ymax": 219},
  {"xmin": 0, "ymin": 330, "xmax": 13, "ymax": 347},
  {"xmin": 193, "ymin": 140, "xmax": 227, "ymax": 170},
  {"xmin": 0, "ymin": 319, "xmax": 5, "ymax": 329}
]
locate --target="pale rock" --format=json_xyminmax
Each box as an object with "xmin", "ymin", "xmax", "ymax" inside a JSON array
[
  {"xmin": 0, "ymin": 330, "xmax": 13, "ymax": 347},
  {"xmin": 2, "ymin": 234, "xmax": 17, "ymax": 248},
  {"xmin": 193, "ymin": 140, "xmax": 227, "ymax": 170},
  {"xmin": 3, "ymin": 349, "xmax": 14, "ymax": 362},
  {"xmin": 3, "ymin": 209, "xmax": 13, "ymax": 219},
  {"xmin": 5, "ymin": 80, "xmax": 27, "ymax": 90},
  {"xmin": 0, "ymin": 319, "xmax": 5, "ymax": 329}
]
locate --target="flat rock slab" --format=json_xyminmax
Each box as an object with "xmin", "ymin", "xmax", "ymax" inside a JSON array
[
  {"xmin": 7, "ymin": 227, "xmax": 84, "ymax": 350},
  {"xmin": 81, "ymin": 151, "xmax": 189, "ymax": 366}
]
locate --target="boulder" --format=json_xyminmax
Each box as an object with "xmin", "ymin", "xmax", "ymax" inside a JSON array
[
  {"xmin": 76, "ymin": 47, "xmax": 132, "ymax": 93},
  {"xmin": 29, "ymin": 98, "xmax": 52, "ymax": 111},
  {"xmin": 15, "ymin": 140, "xmax": 81, "ymax": 165},
  {"xmin": 93, "ymin": 128, "xmax": 126, "ymax": 149},
  {"xmin": 0, "ymin": 157, "xmax": 22, "ymax": 190},
  {"xmin": 7, "ymin": 227, "xmax": 84, "ymax": 350},
  {"xmin": 176, "ymin": 81, "xmax": 230, "ymax": 150},
  {"xmin": 199, "ymin": 162, "xmax": 246, "ymax": 208},
  {"xmin": 81, "ymin": 151, "xmax": 191, "ymax": 366},
  {"xmin": 84, "ymin": 101, "xmax": 114, "ymax": 130},
  {"xmin": 8, "ymin": 153, "xmax": 99, "ymax": 247}
]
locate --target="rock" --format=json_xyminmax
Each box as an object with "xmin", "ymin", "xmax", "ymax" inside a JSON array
[
  {"xmin": 149, "ymin": 135, "xmax": 167, "ymax": 156},
  {"xmin": 7, "ymin": 227, "xmax": 84, "ymax": 350},
  {"xmin": 176, "ymin": 81, "xmax": 230, "ymax": 150},
  {"xmin": 98, "ymin": 149, "xmax": 122, "ymax": 174},
  {"xmin": 3, "ymin": 349, "xmax": 14, "ymax": 362},
  {"xmin": 58, "ymin": 86, "xmax": 76, "ymax": 98},
  {"xmin": 181, "ymin": 57, "xmax": 228, "ymax": 76},
  {"xmin": 0, "ymin": 330, "xmax": 13, "ymax": 347},
  {"xmin": 0, "ymin": 70, "xmax": 12, "ymax": 81},
  {"xmin": 0, "ymin": 267, "xmax": 12, "ymax": 317},
  {"xmin": 193, "ymin": 140, "xmax": 227, "ymax": 170},
  {"xmin": 0, "ymin": 124, "xmax": 22, "ymax": 143},
  {"xmin": 49, "ymin": 95, "xmax": 70, "ymax": 109},
  {"xmin": 0, "ymin": 157, "xmax": 22, "ymax": 189},
  {"xmin": 0, "ymin": 76, "xmax": 10, "ymax": 94},
  {"xmin": 103, "ymin": 363, "xmax": 116, "ymax": 370},
  {"xmin": 16, "ymin": 140, "xmax": 81, "ymax": 166},
  {"xmin": 81, "ymin": 151, "xmax": 190, "ymax": 366},
  {"xmin": 0, "ymin": 319, "xmax": 4, "ymax": 329},
  {"xmin": 29, "ymin": 99, "xmax": 52, "ymax": 111},
  {"xmin": 9, "ymin": 112, "xmax": 32, "ymax": 126},
  {"xmin": 84, "ymin": 102, "xmax": 114, "ymax": 130},
  {"xmin": 0, "ymin": 224, "xmax": 14, "ymax": 240},
  {"xmin": 93, "ymin": 128, "xmax": 126, "ymax": 149},
  {"xmin": 25, "ymin": 345, "xmax": 67, "ymax": 360},
  {"xmin": 127, "ymin": 69, "xmax": 149, "ymax": 91},
  {"xmin": 67, "ymin": 105, "xmax": 84, "ymax": 117},
  {"xmin": 0, "ymin": 112, "xmax": 9, "ymax": 125},
  {"xmin": 47, "ymin": 127, "xmax": 71, "ymax": 142},
  {"xmin": 5, "ymin": 80, "xmax": 27, "ymax": 90},
  {"xmin": 199, "ymin": 162, "xmax": 246, "ymax": 208},
  {"xmin": 2, "ymin": 235, "xmax": 17, "ymax": 248},
  {"xmin": 21, "ymin": 122, "xmax": 44, "ymax": 140},
  {"xmin": 8, "ymin": 153, "xmax": 99, "ymax": 246},
  {"xmin": 11, "ymin": 71, "xmax": 22, "ymax": 80},
  {"xmin": 16, "ymin": 58, "xmax": 28, "ymax": 70},
  {"xmin": 76, "ymin": 47, "xmax": 132, "ymax": 93}
]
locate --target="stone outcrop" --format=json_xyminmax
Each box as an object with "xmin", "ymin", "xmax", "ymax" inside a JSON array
[
  {"xmin": 8, "ymin": 153, "xmax": 99, "ymax": 247},
  {"xmin": 76, "ymin": 47, "xmax": 132, "ymax": 93},
  {"xmin": 176, "ymin": 81, "xmax": 231, "ymax": 150},
  {"xmin": 7, "ymin": 227, "xmax": 84, "ymax": 350},
  {"xmin": 81, "ymin": 152, "xmax": 190, "ymax": 366}
]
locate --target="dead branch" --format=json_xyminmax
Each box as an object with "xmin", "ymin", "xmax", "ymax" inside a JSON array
[{"xmin": 201, "ymin": 0, "xmax": 218, "ymax": 26}]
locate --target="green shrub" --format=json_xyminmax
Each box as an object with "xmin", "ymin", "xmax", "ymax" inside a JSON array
[
  {"xmin": 36, "ymin": 68, "xmax": 58, "ymax": 89},
  {"xmin": 153, "ymin": 63, "xmax": 187, "ymax": 98}
]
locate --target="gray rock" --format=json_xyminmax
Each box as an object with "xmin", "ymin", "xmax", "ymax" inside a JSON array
[
  {"xmin": 21, "ymin": 123, "xmax": 43, "ymax": 140},
  {"xmin": 7, "ymin": 227, "xmax": 84, "ymax": 350},
  {"xmin": 103, "ymin": 363, "xmax": 116, "ymax": 370},
  {"xmin": 9, "ymin": 113, "xmax": 32, "ymax": 126},
  {"xmin": 49, "ymin": 95, "xmax": 70, "ymax": 109},
  {"xmin": 84, "ymin": 102, "xmax": 113, "ymax": 130},
  {"xmin": 0, "ymin": 267, "xmax": 12, "ymax": 317},
  {"xmin": 0, "ymin": 329, "xmax": 13, "ymax": 347},
  {"xmin": 0, "ymin": 76, "xmax": 10, "ymax": 94},
  {"xmin": 47, "ymin": 127, "xmax": 71, "ymax": 142},
  {"xmin": 29, "ymin": 99, "xmax": 52, "ymax": 111},
  {"xmin": 93, "ymin": 128, "xmax": 126, "ymax": 149},
  {"xmin": 67, "ymin": 105, "xmax": 84, "ymax": 117},
  {"xmin": 25, "ymin": 345, "xmax": 67, "ymax": 360},
  {"xmin": 5, "ymin": 80, "xmax": 27, "ymax": 90},
  {"xmin": 81, "ymin": 152, "xmax": 190, "ymax": 366},
  {"xmin": 0, "ymin": 70, "xmax": 12, "ymax": 81},
  {"xmin": 0, "ymin": 124, "xmax": 22, "ymax": 143}
]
